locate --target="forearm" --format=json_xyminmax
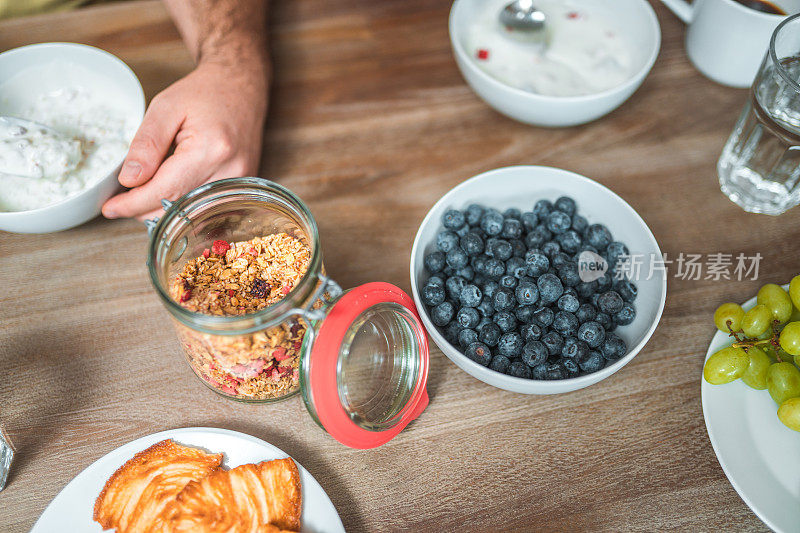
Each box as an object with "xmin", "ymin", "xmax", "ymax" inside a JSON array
[{"xmin": 162, "ymin": 0, "xmax": 269, "ymax": 69}]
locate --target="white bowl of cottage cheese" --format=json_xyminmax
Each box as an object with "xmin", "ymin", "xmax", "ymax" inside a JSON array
[
  {"xmin": 449, "ymin": 0, "xmax": 661, "ymax": 127},
  {"xmin": 0, "ymin": 43, "xmax": 144, "ymax": 233}
]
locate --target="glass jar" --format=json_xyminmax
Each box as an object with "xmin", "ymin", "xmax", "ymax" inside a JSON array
[{"xmin": 147, "ymin": 178, "xmax": 429, "ymax": 448}]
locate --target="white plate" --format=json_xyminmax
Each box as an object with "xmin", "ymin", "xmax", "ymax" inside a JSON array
[
  {"xmin": 31, "ymin": 427, "xmax": 345, "ymax": 533},
  {"xmin": 702, "ymin": 286, "xmax": 800, "ymax": 533}
]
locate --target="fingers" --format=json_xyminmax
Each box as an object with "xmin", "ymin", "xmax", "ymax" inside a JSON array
[
  {"xmin": 102, "ymin": 150, "xmax": 207, "ymax": 219},
  {"xmin": 116, "ymin": 95, "xmax": 184, "ymax": 190}
]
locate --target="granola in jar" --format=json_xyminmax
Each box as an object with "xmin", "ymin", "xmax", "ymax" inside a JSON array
[{"xmin": 170, "ymin": 234, "xmax": 312, "ymax": 400}]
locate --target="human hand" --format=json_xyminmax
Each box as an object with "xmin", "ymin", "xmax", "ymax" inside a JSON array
[{"xmin": 102, "ymin": 58, "xmax": 268, "ymax": 220}]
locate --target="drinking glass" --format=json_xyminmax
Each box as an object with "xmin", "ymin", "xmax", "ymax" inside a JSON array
[{"xmin": 718, "ymin": 13, "xmax": 800, "ymax": 215}]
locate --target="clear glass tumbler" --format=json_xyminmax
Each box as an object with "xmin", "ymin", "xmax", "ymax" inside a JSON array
[{"xmin": 718, "ymin": 13, "xmax": 800, "ymax": 215}]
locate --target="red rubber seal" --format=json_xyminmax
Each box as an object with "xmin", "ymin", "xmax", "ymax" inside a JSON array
[{"xmin": 309, "ymin": 282, "xmax": 429, "ymax": 449}]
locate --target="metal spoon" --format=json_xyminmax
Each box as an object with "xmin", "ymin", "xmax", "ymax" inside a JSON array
[{"xmin": 499, "ymin": 0, "xmax": 546, "ymax": 35}]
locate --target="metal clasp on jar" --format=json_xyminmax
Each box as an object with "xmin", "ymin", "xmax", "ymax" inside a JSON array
[{"xmin": 287, "ymin": 275, "xmax": 343, "ymax": 345}]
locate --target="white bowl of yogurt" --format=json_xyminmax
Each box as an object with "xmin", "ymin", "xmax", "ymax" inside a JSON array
[
  {"xmin": 449, "ymin": 0, "xmax": 661, "ymax": 127},
  {"xmin": 0, "ymin": 43, "xmax": 144, "ymax": 233}
]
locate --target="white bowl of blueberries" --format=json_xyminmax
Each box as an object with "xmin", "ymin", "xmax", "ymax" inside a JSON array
[{"xmin": 410, "ymin": 166, "xmax": 666, "ymax": 394}]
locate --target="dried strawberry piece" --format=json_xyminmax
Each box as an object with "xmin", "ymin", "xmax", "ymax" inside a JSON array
[
  {"xmin": 273, "ymin": 347, "xmax": 291, "ymax": 361},
  {"xmin": 202, "ymin": 248, "xmax": 210, "ymax": 258},
  {"xmin": 211, "ymin": 239, "xmax": 231, "ymax": 255},
  {"xmin": 228, "ymin": 289, "xmax": 236, "ymax": 297},
  {"xmin": 477, "ymin": 49, "xmax": 489, "ymax": 60},
  {"xmin": 179, "ymin": 289, "xmax": 192, "ymax": 303},
  {"xmin": 278, "ymin": 366, "xmax": 292, "ymax": 377},
  {"xmin": 251, "ymin": 278, "xmax": 269, "ymax": 298},
  {"xmin": 293, "ymin": 341, "xmax": 302, "ymax": 351},
  {"xmin": 281, "ymin": 284, "xmax": 292, "ymax": 295},
  {"xmin": 567, "ymin": 11, "xmax": 580, "ymax": 19},
  {"xmin": 290, "ymin": 323, "xmax": 302, "ymax": 337}
]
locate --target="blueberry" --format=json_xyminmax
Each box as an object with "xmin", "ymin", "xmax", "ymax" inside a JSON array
[
  {"xmin": 562, "ymin": 357, "xmax": 580, "ymax": 377},
  {"xmin": 424, "ymin": 251, "xmax": 445, "ymax": 273},
  {"xmin": 532, "ymin": 363, "xmax": 548, "ymax": 380},
  {"xmin": 544, "ymin": 361, "xmax": 566, "ymax": 380},
  {"xmin": 521, "ymin": 211, "xmax": 538, "ymax": 231},
  {"xmin": 520, "ymin": 340, "xmax": 547, "ymax": 367},
  {"xmin": 509, "ymin": 238, "xmax": 527, "ymax": 258},
  {"xmin": 458, "ymin": 328, "xmax": 478, "ymax": 348},
  {"xmin": 575, "ymin": 281, "xmax": 598, "ymax": 300},
  {"xmin": 577, "ymin": 350, "xmax": 606, "ymax": 373},
  {"xmin": 477, "ymin": 299, "xmax": 494, "ymax": 317},
  {"xmin": 595, "ymin": 312, "xmax": 612, "ymax": 330},
  {"xmin": 552, "ymin": 252, "xmax": 572, "ymax": 270},
  {"xmin": 493, "ymin": 288, "xmax": 515, "ymax": 311},
  {"xmin": 480, "ymin": 210, "xmax": 504, "ymax": 236},
  {"xmin": 601, "ymin": 333, "xmax": 627, "ymax": 360},
  {"xmin": 498, "ymin": 332, "xmax": 523, "ymax": 357},
  {"xmin": 501, "ymin": 218, "xmax": 523, "ymax": 240},
  {"xmin": 516, "ymin": 305, "xmax": 536, "ymax": 324},
  {"xmin": 443, "ymin": 321, "xmax": 461, "ymax": 344},
  {"xmin": 484, "ymin": 258, "xmax": 505, "ymax": 279},
  {"xmin": 533, "ymin": 306, "xmax": 555, "ymax": 327},
  {"xmin": 442, "ymin": 209, "xmax": 466, "ymax": 230},
  {"xmin": 597, "ymin": 291, "xmax": 624, "ymax": 314},
  {"xmin": 557, "ymin": 293, "xmax": 580, "ymax": 313},
  {"xmin": 472, "ymin": 254, "xmax": 488, "ymax": 275},
  {"xmin": 455, "ymin": 266, "xmax": 474, "ymax": 281},
  {"xmin": 457, "ymin": 307, "xmax": 480, "ymax": 330},
  {"xmin": 558, "ymin": 262, "xmax": 581, "ymax": 287},
  {"xmin": 557, "ymin": 230, "xmax": 582, "ymax": 254},
  {"xmin": 515, "ymin": 280, "xmax": 539, "ymax": 306},
  {"xmin": 562, "ymin": 337, "xmax": 589, "ymax": 360},
  {"xmin": 466, "ymin": 341, "xmax": 492, "ymax": 366},
  {"xmin": 493, "ymin": 311, "xmax": 518, "ymax": 333},
  {"xmin": 477, "ymin": 316, "xmax": 493, "ymax": 331},
  {"xmin": 523, "ymin": 250, "xmax": 546, "ymax": 276},
  {"xmin": 596, "ymin": 272, "xmax": 613, "ymax": 292},
  {"xmin": 553, "ymin": 311, "xmax": 579, "ymax": 336},
  {"xmin": 465, "ymin": 204, "xmax": 485, "ymax": 226},
  {"xmin": 590, "ymin": 292, "xmax": 602, "ymax": 308},
  {"xmin": 537, "ymin": 273, "xmax": 563, "ymax": 305},
  {"xmin": 578, "ymin": 321, "xmax": 606, "ymax": 348},
  {"xmin": 552, "ymin": 196, "xmax": 576, "ymax": 215},
  {"xmin": 460, "ymin": 284, "xmax": 482, "ymax": 307},
  {"xmin": 460, "ymin": 232, "xmax": 484, "ymax": 256},
  {"xmin": 542, "ymin": 331, "xmax": 564, "ymax": 356},
  {"xmin": 533, "ymin": 199, "xmax": 553, "ymax": 218},
  {"xmin": 509, "ymin": 361, "xmax": 532, "ymax": 378},
  {"xmin": 525, "ymin": 226, "xmax": 551, "ymax": 249},
  {"xmin": 421, "ymin": 283, "xmax": 446, "ymax": 306},
  {"xmin": 446, "ymin": 276, "xmax": 467, "ymax": 301},
  {"xmin": 586, "ymin": 224, "xmax": 612, "ymax": 250},
  {"xmin": 488, "ymin": 239, "xmax": 512, "ymax": 261},
  {"xmin": 506, "ymin": 257, "xmax": 527, "ymax": 279},
  {"xmin": 546, "ymin": 211, "xmax": 572, "ymax": 235},
  {"xmin": 614, "ymin": 303, "xmax": 636, "ymax": 326},
  {"xmin": 431, "ymin": 301, "xmax": 455, "ymax": 326},
  {"xmin": 563, "ymin": 286, "xmax": 577, "ymax": 298},
  {"xmin": 500, "ymin": 275, "xmax": 517, "ymax": 289},
  {"xmin": 427, "ymin": 275, "xmax": 445, "ymax": 287},
  {"xmin": 503, "ymin": 208, "xmax": 522, "ymax": 220},
  {"xmin": 446, "ymin": 248, "xmax": 469, "ymax": 270},
  {"xmin": 489, "ymin": 354, "xmax": 511, "ymax": 373},
  {"xmin": 571, "ymin": 214, "xmax": 588, "ymax": 233},
  {"xmin": 576, "ymin": 303, "xmax": 597, "ymax": 324},
  {"xmin": 542, "ymin": 240, "xmax": 561, "ymax": 258},
  {"xmin": 436, "ymin": 230, "xmax": 459, "ymax": 253},
  {"xmin": 521, "ymin": 323, "xmax": 542, "ymax": 342},
  {"xmin": 614, "ymin": 279, "xmax": 638, "ymax": 302},
  {"xmin": 606, "ymin": 241, "xmax": 630, "ymax": 269},
  {"xmin": 482, "ymin": 280, "xmax": 499, "ymax": 299},
  {"xmin": 478, "ymin": 322, "xmax": 502, "ymax": 347}
]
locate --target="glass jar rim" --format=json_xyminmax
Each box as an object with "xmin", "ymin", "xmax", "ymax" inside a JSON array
[
  {"xmin": 147, "ymin": 177, "xmax": 323, "ymax": 335},
  {"xmin": 769, "ymin": 13, "xmax": 800, "ymax": 95}
]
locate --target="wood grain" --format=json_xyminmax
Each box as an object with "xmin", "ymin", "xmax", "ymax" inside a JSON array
[{"xmin": 0, "ymin": 1, "xmax": 795, "ymax": 531}]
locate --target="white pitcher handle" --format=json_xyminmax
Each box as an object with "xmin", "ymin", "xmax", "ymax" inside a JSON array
[{"xmin": 660, "ymin": 0, "xmax": 694, "ymax": 23}]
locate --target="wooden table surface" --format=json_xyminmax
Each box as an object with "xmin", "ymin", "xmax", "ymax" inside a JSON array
[{"xmin": 0, "ymin": 1, "xmax": 795, "ymax": 531}]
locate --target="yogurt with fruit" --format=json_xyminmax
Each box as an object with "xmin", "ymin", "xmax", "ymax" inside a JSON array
[
  {"xmin": 465, "ymin": 0, "xmax": 634, "ymax": 97},
  {"xmin": 0, "ymin": 63, "xmax": 136, "ymax": 212}
]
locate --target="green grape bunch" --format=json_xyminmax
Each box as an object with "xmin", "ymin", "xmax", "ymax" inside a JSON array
[{"xmin": 704, "ymin": 276, "xmax": 800, "ymax": 433}]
